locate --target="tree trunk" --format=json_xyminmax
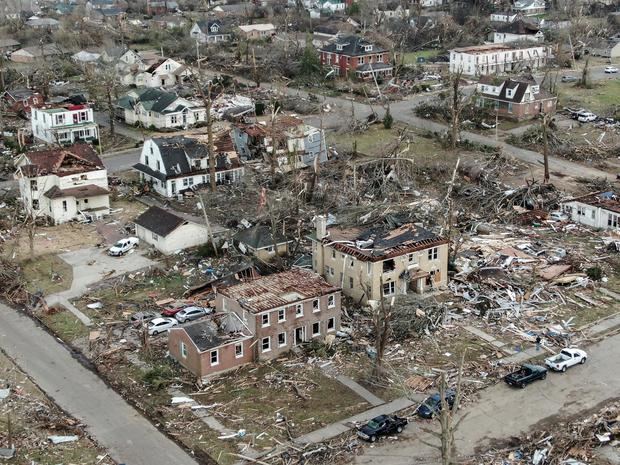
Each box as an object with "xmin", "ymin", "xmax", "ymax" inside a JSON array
[{"xmin": 107, "ymin": 86, "xmax": 115, "ymax": 136}]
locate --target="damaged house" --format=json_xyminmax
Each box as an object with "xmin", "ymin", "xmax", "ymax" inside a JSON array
[
  {"xmin": 561, "ymin": 192, "xmax": 620, "ymax": 231},
  {"xmin": 133, "ymin": 135, "xmax": 244, "ymax": 197},
  {"xmin": 14, "ymin": 143, "xmax": 110, "ymax": 224},
  {"xmin": 119, "ymin": 57, "xmax": 189, "ymax": 88},
  {"xmin": 233, "ymin": 224, "xmax": 294, "ymax": 261},
  {"xmin": 319, "ymin": 35, "xmax": 394, "ymax": 79},
  {"xmin": 232, "ymin": 116, "xmax": 328, "ymax": 169},
  {"xmin": 310, "ymin": 216, "xmax": 449, "ymax": 303}
]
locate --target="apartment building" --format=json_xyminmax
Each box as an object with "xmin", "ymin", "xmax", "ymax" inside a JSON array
[{"xmin": 449, "ymin": 43, "xmax": 551, "ymax": 76}]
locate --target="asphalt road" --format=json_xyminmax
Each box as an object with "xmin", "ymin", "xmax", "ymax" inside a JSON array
[
  {"xmin": 355, "ymin": 332, "xmax": 620, "ymax": 464},
  {"xmin": 0, "ymin": 303, "xmax": 199, "ymax": 465}
]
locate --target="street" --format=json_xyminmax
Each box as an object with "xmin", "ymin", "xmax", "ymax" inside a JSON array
[
  {"xmin": 356, "ymin": 332, "xmax": 620, "ymax": 464},
  {"xmin": 0, "ymin": 303, "xmax": 199, "ymax": 465}
]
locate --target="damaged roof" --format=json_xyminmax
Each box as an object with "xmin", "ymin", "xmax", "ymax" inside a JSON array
[
  {"xmin": 320, "ymin": 223, "xmax": 448, "ymax": 262},
  {"xmin": 564, "ymin": 191, "xmax": 620, "ymax": 214},
  {"xmin": 219, "ymin": 269, "xmax": 340, "ymax": 313},
  {"xmin": 178, "ymin": 313, "xmax": 251, "ymax": 352},
  {"xmin": 43, "ymin": 184, "xmax": 109, "ymax": 199},
  {"xmin": 233, "ymin": 225, "xmax": 292, "ymax": 250},
  {"xmin": 320, "ymin": 35, "xmax": 386, "ymax": 56},
  {"xmin": 496, "ymin": 19, "xmax": 541, "ymax": 35},
  {"xmin": 19, "ymin": 143, "xmax": 103, "ymax": 177}
]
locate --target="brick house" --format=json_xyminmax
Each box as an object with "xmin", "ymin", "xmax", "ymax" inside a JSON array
[
  {"xmin": 310, "ymin": 216, "xmax": 449, "ymax": 303},
  {"xmin": 217, "ymin": 269, "xmax": 342, "ymax": 360},
  {"xmin": 2, "ymin": 88, "xmax": 43, "ymax": 118},
  {"xmin": 476, "ymin": 76, "xmax": 556, "ymax": 121},
  {"xmin": 319, "ymin": 35, "xmax": 393, "ymax": 79}
]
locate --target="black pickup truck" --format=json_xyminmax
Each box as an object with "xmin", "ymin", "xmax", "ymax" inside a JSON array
[
  {"xmin": 357, "ymin": 415, "xmax": 408, "ymax": 442},
  {"xmin": 504, "ymin": 364, "xmax": 548, "ymax": 389}
]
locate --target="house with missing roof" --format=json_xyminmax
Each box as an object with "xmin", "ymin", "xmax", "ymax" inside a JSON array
[
  {"xmin": 190, "ymin": 20, "xmax": 231, "ymax": 44},
  {"xmin": 561, "ymin": 192, "xmax": 620, "ymax": 231},
  {"xmin": 120, "ymin": 57, "xmax": 188, "ymax": 88},
  {"xmin": 449, "ymin": 43, "xmax": 551, "ymax": 76},
  {"xmin": 476, "ymin": 77, "xmax": 556, "ymax": 121},
  {"xmin": 133, "ymin": 135, "xmax": 244, "ymax": 197},
  {"xmin": 319, "ymin": 35, "xmax": 393, "ymax": 79},
  {"xmin": 492, "ymin": 19, "xmax": 544, "ymax": 44},
  {"xmin": 115, "ymin": 88, "xmax": 206, "ymax": 129},
  {"xmin": 233, "ymin": 224, "xmax": 294, "ymax": 261},
  {"xmin": 237, "ymin": 23, "xmax": 276, "ymax": 40},
  {"xmin": 31, "ymin": 104, "xmax": 99, "ymax": 145},
  {"xmin": 2, "ymin": 88, "xmax": 43, "ymax": 118},
  {"xmin": 14, "ymin": 143, "xmax": 110, "ymax": 224},
  {"xmin": 134, "ymin": 205, "xmax": 228, "ymax": 254},
  {"xmin": 310, "ymin": 216, "xmax": 449, "ymax": 303}
]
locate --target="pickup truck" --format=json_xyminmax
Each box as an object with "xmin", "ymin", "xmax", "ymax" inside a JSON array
[
  {"xmin": 108, "ymin": 237, "xmax": 139, "ymax": 256},
  {"xmin": 504, "ymin": 364, "xmax": 547, "ymax": 389},
  {"xmin": 357, "ymin": 415, "xmax": 408, "ymax": 442},
  {"xmin": 545, "ymin": 348, "xmax": 587, "ymax": 372}
]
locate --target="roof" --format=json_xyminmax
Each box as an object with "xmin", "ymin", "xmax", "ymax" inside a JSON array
[
  {"xmin": 238, "ymin": 23, "xmax": 275, "ymax": 32},
  {"xmin": 479, "ymin": 78, "xmax": 555, "ymax": 103},
  {"xmin": 134, "ymin": 206, "xmax": 186, "ymax": 237},
  {"xmin": 20, "ymin": 144, "xmax": 104, "ymax": 177},
  {"xmin": 180, "ymin": 313, "xmax": 251, "ymax": 352},
  {"xmin": 355, "ymin": 63, "xmax": 394, "ymax": 72},
  {"xmin": 196, "ymin": 20, "xmax": 227, "ymax": 35},
  {"xmin": 496, "ymin": 19, "xmax": 541, "ymax": 35},
  {"xmin": 563, "ymin": 191, "xmax": 620, "ymax": 215},
  {"xmin": 233, "ymin": 225, "xmax": 291, "ymax": 250},
  {"xmin": 320, "ymin": 35, "xmax": 386, "ymax": 56},
  {"xmin": 12, "ymin": 44, "xmax": 63, "ymax": 58},
  {"xmin": 0, "ymin": 39, "xmax": 20, "ymax": 48},
  {"xmin": 317, "ymin": 223, "xmax": 448, "ymax": 262},
  {"xmin": 219, "ymin": 269, "xmax": 340, "ymax": 314},
  {"xmin": 44, "ymin": 184, "xmax": 109, "ymax": 199},
  {"xmin": 117, "ymin": 88, "xmax": 187, "ymax": 113}
]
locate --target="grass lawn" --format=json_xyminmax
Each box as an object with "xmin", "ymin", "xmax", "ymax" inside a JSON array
[
  {"xmin": 21, "ymin": 254, "xmax": 73, "ymax": 295},
  {"xmin": 39, "ymin": 309, "xmax": 89, "ymax": 342},
  {"xmin": 403, "ymin": 49, "xmax": 437, "ymax": 65},
  {"xmin": 558, "ymin": 80, "xmax": 620, "ymax": 115}
]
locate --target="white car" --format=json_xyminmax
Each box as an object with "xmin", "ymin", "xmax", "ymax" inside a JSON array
[
  {"xmin": 147, "ymin": 317, "xmax": 178, "ymax": 336},
  {"xmin": 108, "ymin": 237, "xmax": 139, "ymax": 256},
  {"xmin": 577, "ymin": 111, "xmax": 597, "ymax": 123},
  {"xmin": 175, "ymin": 306, "xmax": 212, "ymax": 323},
  {"xmin": 604, "ymin": 66, "xmax": 619, "ymax": 74},
  {"xmin": 548, "ymin": 211, "xmax": 569, "ymax": 221},
  {"xmin": 545, "ymin": 348, "xmax": 587, "ymax": 372}
]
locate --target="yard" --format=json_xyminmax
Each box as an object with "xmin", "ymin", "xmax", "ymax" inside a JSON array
[
  {"xmin": 21, "ymin": 254, "xmax": 73, "ymax": 295},
  {"xmin": 402, "ymin": 49, "xmax": 438, "ymax": 65},
  {"xmin": 558, "ymin": 79, "xmax": 620, "ymax": 116}
]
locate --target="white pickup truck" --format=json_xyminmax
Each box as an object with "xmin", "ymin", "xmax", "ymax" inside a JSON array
[
  {"xmin": 108, "ymin": 237, "xmax": 139, "ymax": 256},
  {"xmin": 545, "ymin": 348, "xmax": 587, "ymax": 372}
]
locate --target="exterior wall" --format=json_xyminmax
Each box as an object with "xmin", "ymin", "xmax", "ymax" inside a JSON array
[
  {"xmin": 320, "ymin": 50, "xmax": 390, "ymax": 76},
  {"xmin": 240, "ymin": 27, "xmax": 275, "ymax": 40},
  {"xmin": 449, "ymin": 46, "xmax": 550, "ymax": 76},
  {"xmin": 168, "ymin": 328, "xmax": 253, "ymax": 378},
  {"xmin": 129, "ymin": 104, "xmax": 205, "ymax": 129},
  {"xmin": 135, "ymin": 222, "xmax": 210, "ymax": 254},
  {"xmin": 478, "ymin": 96, "xmax": 556, "ymax": 121},
  {"xmin": 31, "ymin": 107, "xmax": 98, "ymax": 144},
  {"xmin": 562, "ymin": 201, "xmax": 620, "ymax": 231},
  {"xmin": 493, "ymin": 32, "xmax": 543, "ymax": 44},
  {"xmin": 246, "ymin": 242, "xmax": 290, "ymax": 261},
  {"xmin": 217, "ymin": 291, "xmax": 341, "ymax": 361},
  {"xmin": 312, "ymin": 241, "xmax": 449, "ymax": 303}
]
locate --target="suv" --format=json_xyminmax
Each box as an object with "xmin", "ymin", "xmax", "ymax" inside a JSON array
[
  {"xmin": 577, "ymin": 111, "xmax": 597, "ymax": 123},
  {"xmin": 417, "ymin": 390, "xmax": 456, "ymax": 418}
]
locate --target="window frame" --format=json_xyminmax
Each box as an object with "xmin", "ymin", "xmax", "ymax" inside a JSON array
[
  {"xmin": 235, "ymin": 342, "xmax": 243, "ymax": 359},
  {"xmin": 261, "ymin": 336, "xmax": 271, "ymax": 352},
  {"xmin": 312, "ymin": 299, "xmax": 320, "ymax": 313},
  {"xmin": 278, "ymin": 332, "xmax": 287, "ymax": 347},
  {"xmin": 328, "ymin": 295, "xmax": 335, "ymax": 309},
  {"xmin": 180, "ymin": 341, "xmax": 188, "ymax": 358},
  {"xmin": 210, "ymin": 349, "xmax": 219, "ymax": 366},
  {"xmin": 261, "ymin": 312, "xmax": 270, "ymax": 328},
  {"xmin": 278, "ymin": 308, "xmax": 286, "ymax": 323},
  {"xmin": 295, "ymin": 304, "xmax": 303, "ymax": 318},
  {"xmin": 312, "ymin": 322, "xmax": 321, "ymax": 337}
]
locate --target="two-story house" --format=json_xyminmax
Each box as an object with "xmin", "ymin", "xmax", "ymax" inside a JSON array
[
  {"xmin": 511, "ymin": 0, "xmax": 546, "ymax": 16},
  {"xmin": 449, "ymin": 43, "xmax": 551, "ymax": 76},
  {"xmin": 115, "ymin": 88, "xmax": 206, "ymax": 129},
  {"xmin": 217, "ymin": 269, "xmax": 342, "ymax": 360},
  {"xmin": 14, "ymin": 143, "xmax": 110, "ymax": 224},
  {"xmin": 133, "ymin": 135, "xmax": 244, "ymax": 197},
  {"xmin": 119, "ymin": 57, "xmax": 187, "ymax": 88},
  {"xmin": 310, "ymin": 216, "xmax": 449, "ymax": 303},
  {"xmin": 232, "ymin": 116, "xmax": 329, "ymax": 169},
  {"xmin": 190, "ymin": 20, "xmax": 231, "ymax": 44},
  {"xmin": 476, "ymin": 76, "xmax": 556, "ymax": 121},
  {"xmin": 319, "ymin": 35, "xmax": 393, "ymax": 79},
  {"xmin": 492, "ymin": 19, "xmax": 544, "ymax": 44},
  {"xmin": 31, "ymin": 104, "xmax": 99, "ymax": 145}
]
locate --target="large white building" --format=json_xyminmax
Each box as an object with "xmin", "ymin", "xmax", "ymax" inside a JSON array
[
  {"xmin": 449, "ymin": 43, "xmax": 551, "ymax": 76},
  {"xmin": 561, "ymin": 192, "xmax": 620, "ymax": 232},
  {"xmin": 14, "ymin": 143, "xmax": 110, "ymax": 224},
  {"xmin": 31, "ymin": 104, "xmax": 99, "ymax": 145}
]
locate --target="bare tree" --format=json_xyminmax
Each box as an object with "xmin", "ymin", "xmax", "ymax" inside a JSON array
[
  {"xmin": 449, "ymin": 69, "xmax": 468, "ymax": 150},
  {"xmin": 540, "ymin": 112, "xmax": 555, "ymax": 184}
]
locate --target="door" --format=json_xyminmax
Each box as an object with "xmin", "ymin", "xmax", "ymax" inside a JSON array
[
  {"xmin": 171, "ymin": 180, "xmax": 176, "ymax": 195},
  {"xmin": 294, "ymin": 326, "xmax": 306, "ymax": 346}
]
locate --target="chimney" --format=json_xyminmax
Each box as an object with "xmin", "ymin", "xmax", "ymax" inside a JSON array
[{"xmin": 315, "ymin": 215, "xmax": 327, "ymax": 240}]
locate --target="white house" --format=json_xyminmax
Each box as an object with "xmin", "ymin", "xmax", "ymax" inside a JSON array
[
  {"xmin": 31, "ymin": 104, "xmax": 99, "ymax": 145},
  {"xmin": 512, "ymin": 0, "xmax": 546, "ymax": 16},
  {"xmin": 133, "ymin": 135, "xmax": 244, "ymax": 197},
  {"xmin": 418, "ymin": 0, "xmax": 444, "ymax": 7},
  {"xmin": 449, "ymin": 43, "xmax": 551, "ymax": 76},
  {"xmin": 238, "ymin": 24, "xmax": 276, "ymax": 40},
  {"xmin": 116, "ymin": 88, "xmax": 206, "ymax": 129},
  {"xmin": 14, "ymin": 143, "xmax": 110, "ymax": 224},
  {"xmin": 492, "ymin": 19, "xmax": 544, "ymax": 44},
  {"xmin": 190, "ymin": 20, "xmax": 231, "ymax": 44},
  {"xmin": 490, "ymin": 11, "xmax": 519, "ymax": 23},
  {"xmin": 120, "ymin": 57, "xmax": 188, "ymax": 88},
  {"xmin": 561, "ymin": 192, "xmax": 620, "ymax": 232},
  {"xmin": 134, "ymin": 205, "xmax": 227, "ymax": 254}
]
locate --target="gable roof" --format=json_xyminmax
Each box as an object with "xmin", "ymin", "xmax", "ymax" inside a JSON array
[
  {"xmin": 196, "ymin": 19, "xmax": 226, "ymax": 34},
  {"xmin": 20, "ymin": 143, "xmax": 103, "ymax": 177},
  {"xmin": 320, "ymin": 35, "xmax": 386, "ymax": 56},
  {"xmin": 117, "ymin": 88, "xmax": 184, "ymax": 113},
  {"xmin": 134, "ymin": 205, "xmax": 186, "ymax": 237},
  {"xmin": 233, "ymin": 225, "xmax": 291, "ymax": 250},
  {"xmin": 496, "ymin": 19, "xmax": 540, "ymax": 35}
]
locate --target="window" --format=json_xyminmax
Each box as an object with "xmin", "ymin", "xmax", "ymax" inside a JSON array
[
  {"xmin": 183, "ymin": 178, "xmax": 189, "ymax": 187},
  {"xmin": 152, "ymin": 232, "xmax": 159, "ymax": 241},
  {"xmin": 367, "ymin": 262, "xmax": 372, "ymax": 275},
  {"xmin": 261, "ymin": 313, "xmax": 270, "ymax": 327},
  {"xmin": 150, "ymin": 146, "xmax": 153, "ymax": 155},
  {"xmin": 608, "ymin": 213, "xmax": 619, "ymax": 228},
  {"xmin": 261, "ymin": 337, "xmax": 271, "ymax": 352},
  {"xmin": 278, "ymin": 332, "xmax": 286, "ymax": 347},
  {"xmin": 349, "ymin": 277, "xmax": 354, "ymax": 289},
  {"xmin": 235, "ymin": 343, "xmax": 243, "ymax": 358},
  {"xmin": 383, "ymin": 259, "xmax": 395, "ymax": 272},
  {"xmin": 312, "ymin": 322, "xmax": 320, "ymax": 337},
  {"xmin": 83, "ymin": 199, "xmax": 88, "ymax": 204},
  {"xmin": 328, "ymin": 295, "xmax": 335, "ymax": 308},
  {"xmin": 295, "ymin": 304, "xmax": 303, "ymax": 318},
  {"xmin": 32, "ymin": 199, "xmax": 39, "ymax": 210},
  {"xmin": 331, "ymin": 249, "xmax": 336, "ymax": 259},
  {"xmin": 171, "ymin": 115, "xmax": 178, "ymax": 124},
  {"xmin": 278, "ymin": 309, "xmax": 286, "ymax": 322},
  {"xmin": 180, "ymin": 342, "xmax": 187, "ymax": 358},
  {"xmin": 210, "ymin": 350, "xmax": 219, "ymax": 366},
  {"xmin": 30, "ymin": 180, "xmax": 38, "ymax": 191},
  {"xmin": 156, "ymin": 160, "xmax": 161, "ymax": 171},
  {"xmin": 266, "ymin": 245, "xmax": 275, "ymax": 253},
  {"xmin": 383, "ymin": 281, "xmax": 395, "ymax": 296},
  {"xmin": 359, "ymin": 56, "xmax": 365, "ymax": 65},
  {"xmin": 145, "ymin": 155, "xmax": 150, "ymax": 167},
  {"xmin": 62, "ymin": 200, "xmax": 67, "ymax": 212},
  {"xmin": 327, "ymin": 317, "xmax": 335, "ymax": 332},
  {"xmin": 194, "ymin": 159, "xmax": 201, "ymax": 169},
  {"xmin": 591, "ymin": 209, "xmax": 596, "ymax": 220},
  {"xmin": 577, "ymin": 206, "xmax": 585, "ymax": 216},
  {"xmin": 428, "ymin": 247, "xmax": 438, "ymax": 260},
  {"xmin": 312, "ymin": 299, "xmax": 320, "ymax": 312},
  {"xmin": 349, "ymin": 258, "xmax": 354, "ymax": 267}
]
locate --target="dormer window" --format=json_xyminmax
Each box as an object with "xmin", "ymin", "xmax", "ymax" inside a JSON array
[
  {"xmin": 336, "ymin": 44, "xmax": 344, "ymax": 51},
  {"xmin": 211, "ymin": 24, "xmax": 218, "ymax": 32},
  {"xmin": 364, "ymin": 45, "xmax": 373, "ymax": 52},
  {"xmin": 506, "ymin": 89, "xmax": 513, "ymax": 98},
  {"xmin": 531, "ymin": 85, "xmax": 539, "ymax": 93}
]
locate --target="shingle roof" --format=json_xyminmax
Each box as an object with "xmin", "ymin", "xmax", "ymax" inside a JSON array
[
  {"xmin": 496, "ymin": 19, "xmax": 540, "ymax": 35},
  {"xmin": 44, "ymin": 184, "xmax": 109, "ymax": 199},
  {"xmin": 219, "ymin": 269, "xmax": 340, "ymax": 314},
  {"xmin": 134, "ymin": 205, "xmax": 186, "ymax": 237},
  {"xmin": 233, "ymin": 225, "xmax": 291, "ymax": 250},
  {"xmin": 181, "ymin": 313, "xmax": 250, "ymax": 352},
  {"xmin": 320, "ymin": 35, "xmax": 386, "ymax": 56},
  {"xmin": 118, "ymin": 88, "xmax": 181, "ymax": 113},
  {"xmin": 21, "ymin": 143, "xmax": 103, "ymax": 177}
]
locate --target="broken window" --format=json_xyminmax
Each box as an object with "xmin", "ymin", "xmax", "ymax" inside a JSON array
[
  {"xmin": 32, "ymin": 199, "xmax": 39, "ymax": 210},
  {"xmin": 295, "ymin": 304, "xmax": 303, "ymax": 318},
  {"xmin": 278, "ymin": 332, "xmax": 286, "ymax": 347},
  {"xmin": 349, "ymin": 277, "xmax": 354, "ymax": 289},
  {"xmin": 383, "ymin": 259, "xmax": 395, "ymax": 272},
  {"xmin": 328, "ymin": 295, "xmax": 335, "ymax": 308},
  {"xmin": 428, "ymin": 248, "xmax": 438, "ymax": 260},
  {"xmin": 327, "ymin": 317, "xmax": 335, "ymax": 331},
  {"xmin": 261, "ymin": 313, "xmax": 270, "ymax": 327},
  {"xmin": 383, "ymin": 281, "xmax": 395, "ymax": 296},
  {"xmin": 331, "ymin": 249, "xmax": 336, "ymax": 258},
  {"xmin": 210, "ymin": 350, "xmax": 219, "ymax": 366},
  {"xmin": 312, "ymin": 322, "xmax": 320, "ymax": 337},
  {"xmin": 261, "ymin": 337, "xmax": 271, "ymax": 352},
  {"xmin": 235, "ymin": 343, "xmax": 243, "ymax": 358},
  {"xmin": 313, "ymin": 299, "xmax": 320, "ymax": 312},
  {"xmin": 180, "ymin": 342, "xmax": 187, "ymax": 358},
  {"xmin": 30, "ymin": 180, "xmax": 38, "ymax": 191}
]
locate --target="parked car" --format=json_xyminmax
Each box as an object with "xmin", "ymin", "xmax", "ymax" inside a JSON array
[
  {"xmin": 108, "ymin": 237, "xmax": 139, "ymax": 256},
  {"xmin": 175, "ymin": 306, "xmax": 212, "ymax": 323},
  {"xmin": 417, "ymin": 390, "xmax": 456, "ymax": 419},
  {"xmin": 161, "ymin": 303, "xmax": 190, "ymax": 317},
  {"xmin": 604, "ymin": 66, "xmax": 619, "ymax": 74},
  {"xmin": 357, "ymin": 415, "xmax": 408, "ymax": 442},
  {"xmin": 504, "ymin": 364, "xmax": 547, "ymax": 388},
  {"xmin": 545, "ymin": 348, "xmax": 587, "ymax": 372},
  {"xmin": 147, "ymin": 317, "xmax": 178, "ymax": 336},
  {"xmin": 130, "ymin": 311, "xmax": 159, "ymax": 325},
  {"xmin": 548, "ymin": 211, "xmax": 569, "ymax": 221},
  {"xmin": 561, "ymin": 75, "xmax": 578, "ymax": 83},
  {"xmin": 577, "ymin": 111, "xmax": 597, "ymax": 123}
]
